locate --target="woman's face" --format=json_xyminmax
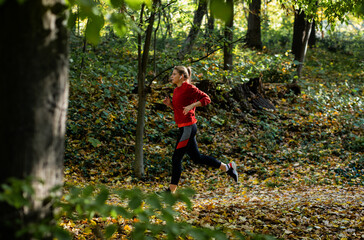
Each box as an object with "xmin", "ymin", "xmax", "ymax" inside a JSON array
[{"xmin": 171, "ymin": 69, "xmax": 184, "ymax": 86}]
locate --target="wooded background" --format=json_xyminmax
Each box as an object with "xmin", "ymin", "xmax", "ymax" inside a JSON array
[{"xmin": 0, "ymin": 0, "xmax": 363, "ymax": 239}]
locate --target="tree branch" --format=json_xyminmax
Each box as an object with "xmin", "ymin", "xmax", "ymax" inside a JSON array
[{"xmin": 147, "ymin": 36, "xmax": 245, "ymax": 87}]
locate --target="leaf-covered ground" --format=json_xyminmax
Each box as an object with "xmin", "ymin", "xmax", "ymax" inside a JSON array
[
  {"xmin": 64, "ymin": 39, "xmax": 363, "ymax": 239},
  {"xmin": 184, "ymin": 184, "xmax": 364, "ymax": 239}
]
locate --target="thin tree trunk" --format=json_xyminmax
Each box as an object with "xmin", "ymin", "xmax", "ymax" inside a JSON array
[
  {"xmin": 292, "ymin": 9, "xmax": 305, "ymax": 58},
  {"xmin": 154, "ymin": 8, "xmax": 161, "ymax": 75},
  {"xmin": 223, "ymin": 0, "xmax": 234, "ymax": 72},
  {"xmin": 135, "ymin": 0, "xmax": 158, "ymax": 178},
  {"xmin": 205, "ymin": 12, "xmax": 215, "ymax": 52},
  {"xmin": 297, "ymin": 20, "xmax": 313, "ymax": 77},
  {"xmin": 309, "ymin": 19, "xmax": 316, "ymax": 47},
  {"xmin": 77, "ymin": 5, "xmax": 80, "ymax": 35},
  {"xmin": 80, "ymin": 20, "xmax": 88, "ymax": 79},
  {"xmin": 292, "ymin": 9, "xmax": 313, "ymax": 78},
  {"xmin": 0, "ymin": 0, "xmax": 68, "ymax": 238},
  {"xmin": 162, "ymin": 3, "xmax": 173, "ymax": 39},
  {"xmin": 178, "ymin": 0, "xmax": 207, "ymax": 60},
  {"xmin": 245, "ymin": 0, "xmax": 262, "ymax": 50}
]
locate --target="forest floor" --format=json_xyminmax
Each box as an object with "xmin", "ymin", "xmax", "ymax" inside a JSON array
[
  {"xmin": 64, "ymin": 45, "xmax": 364, "ymax": 239},
  {"xmin": 64, "ymin": 169, "xmax": 364, "ymax": 239}
]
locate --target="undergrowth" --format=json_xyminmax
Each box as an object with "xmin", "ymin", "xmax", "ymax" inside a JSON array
[{"xmin": 65, "ymin": 30, "xmax": 363, "ymax": 188}]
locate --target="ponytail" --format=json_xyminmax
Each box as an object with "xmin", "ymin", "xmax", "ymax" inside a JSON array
[
  {"xmin": 186, "ymin": 67, "xmax": 192, "ymax": 84},
  {"xmin": 174, "ymin": 66, "xmax": 192, "ymax": 84}
]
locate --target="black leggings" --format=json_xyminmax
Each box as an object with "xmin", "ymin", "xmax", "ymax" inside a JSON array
[{"xmin": 171, "ymin": 124, "xmax": 221, "ymax": 185}]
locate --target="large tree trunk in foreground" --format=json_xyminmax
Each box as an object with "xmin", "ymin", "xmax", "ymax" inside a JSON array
[
  {"xmin": 245, "ymin": 0, "xmax": 262, "ymax": 50},
  {"xmin": 0, "ymin": 0, "xmax": 68, "ymax": 238}
]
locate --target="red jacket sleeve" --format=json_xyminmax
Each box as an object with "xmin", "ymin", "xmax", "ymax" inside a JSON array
[{"xmin": 190, "ymin": 85, "xmax": 211, "ymax": 106}]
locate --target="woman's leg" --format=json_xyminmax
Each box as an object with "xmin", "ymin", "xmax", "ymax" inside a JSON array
[
  {"xmin": 186, "ymin": 124, "xmax": 239, "ymax": 182},
  {"xmin": 169, "ymin": 126, "xmax": 192, "ymax": 191},
  {"xmin": 186, "ymin": 124, "xmax": 221, "ymax": 168},
  {"xmin": 169, "ymin": 124, "xmax": 239, "ymax": 193}
]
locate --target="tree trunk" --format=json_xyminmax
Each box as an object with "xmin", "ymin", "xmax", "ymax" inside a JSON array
[
  {"xmin": 297, "ymin": 20, "xmax": 313, "ymax": 77},
  {"xmin": 245, "ymin": 0, "xmax": 262, "ymax": 50},
  {"xmin": 292, "ymin": 9, "xmax": 306, "ymax": 58},
  {"xmin": 162, "ymin": 5, "xmax": 172, "ymax": 39},
  {"xmin": 204, "ymin": 11, "xmax": 215, "ymax": 52},
  {"xmin": 154, "ymin": 8, "xmax": 161, "ymax": 75},
  {"xmin": 178, "ymin": 0, "xmax": 207, "ymax": 60},
  {"xmin": 292, "ymin": 9, "xmax": 313, "ymax": 77},
  {"xmin": 308, "ymin": 19, "xmax": 316, "ymax": 47},
  {"xmin": 223, "ymin": 0, "xmax": 234, "ymax": 71},
  {"xmin": 135, "ymin": 0, "xmax": 158, "ymax": 179},
  {"xmin": 0, "ymin": 0, "xmax": 68, "ymax": 238}
]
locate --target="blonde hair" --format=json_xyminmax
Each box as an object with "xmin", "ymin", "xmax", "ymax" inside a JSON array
[{"xmin": 174, "ymin": 66, "xmax": 192, "ymax": 83}]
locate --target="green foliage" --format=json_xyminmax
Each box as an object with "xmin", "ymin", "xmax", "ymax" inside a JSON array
[
  {"xmin": 67, "ymin": 0, "xmax": 105, "ymax": 44},
  {"xmin": 125, "ymin": 0, "xmax": 151, "ymax": 10},
  {"xmin": 0, "ymin": 178, "xmax": 70, "ymax": 240},
  {"xmin": 0, "ymin": 0, "xmax": 28, "ymax": 5},
  {"xmin": 210, "ymin": 0, "xmax": 233, "ymax": 23},
  {"xmin": 0, "ymin": 179, "xmax": 275, "ymax": 239},
  {"xmin": 354, "ymin": 1, "xmax": 364, "ymax": 16},
  {"xmin": 193, "ymin": 49, "xmax": 295, "ymax": 85},
  {"xmin": 317, "ymin": 31, "xmax": 364, "ymax": 58},
  {"xmin": 344, "ymin": 135, "xmax": 364, "ymax": 153},
  {"xmin": 236, "ymin": 50, "xmax": 295, "ymax": 83},
  {"xmin": 278, "ymin": 0, "xmax": 360, "ymax": 25},
  {"xmin": 0, "ymin": 177, "xmax": 34, "ymax": 209},
  {"xmin": 67, "ymin": 0, "xmax": 151, "ymax": 44}
]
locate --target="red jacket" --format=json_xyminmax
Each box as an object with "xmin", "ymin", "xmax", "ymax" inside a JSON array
[{"xmin": 172, "ymin": 82, "xmax": 211, "ymax": 127}]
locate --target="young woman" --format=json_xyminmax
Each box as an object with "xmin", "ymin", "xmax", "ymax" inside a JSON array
[{"xmin": 163, "ymin": 66, "xmax": 238, "ymax": 193}]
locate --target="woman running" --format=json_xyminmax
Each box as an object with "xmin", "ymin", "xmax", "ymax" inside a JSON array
[{"xmin": 163, "ymin": 66, "xmax": 238, "ymax": 193}]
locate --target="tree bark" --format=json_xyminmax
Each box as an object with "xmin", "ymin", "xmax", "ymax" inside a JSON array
[
  {"xmin": 204, "ymin": 11, "xmax": 215, "ymax": 52},
  {"xmin": 162, "ymin": 4, "xmax": 172, "ymax": 39},
  {"xmin": 297, "ymin": 20, "xmax": 313, "ymax": 77},
  {"xmin": 0, "ymin": 0, "xmax": 68, "ymax": 238},
  {"xmin": 292, "ymin": 9, "xmax": 306, "ymax": 58},
  {"xmin": 308, "ymin": 19, "xmax": 316, "ymax": 47},
  {"xmin": 223, "ymin": 0, "xmax": 234, "ymax": 71},
  {"xmin": 135, "ymin": 0, "xmax": 158, "ymax": 179},
  {"xmin": 245, "ymin": 0, "xmax": 262, "ymax": 50},
  {"xmin": 292, "ymin": 9, "xmax": 313, "ymax": 77},
  {"xmin": 178, "ymin": 0, "xmax": 207, "ymax": 60}
]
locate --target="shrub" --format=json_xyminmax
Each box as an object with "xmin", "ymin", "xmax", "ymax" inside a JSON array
[{"xmin": 0, "ymin": 178, "xmax": 276, "ymax": 240}]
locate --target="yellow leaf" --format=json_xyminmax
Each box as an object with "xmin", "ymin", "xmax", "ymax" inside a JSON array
[{"xmin": 124, "ymin": 225, "xmax": 132, "ymax": 232}]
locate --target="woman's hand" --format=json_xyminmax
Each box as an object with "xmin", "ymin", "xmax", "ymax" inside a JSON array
[
  {"xmin": 183, "ymin": 101, "xmax": 202, "ymax": 115},
  {"xmin": 163, "ymin": 96, "xmax": 173, "ymax": 109},
  {"xmin": 183, "ymin": 104, "xmax": 193, "ymax": 115}
]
